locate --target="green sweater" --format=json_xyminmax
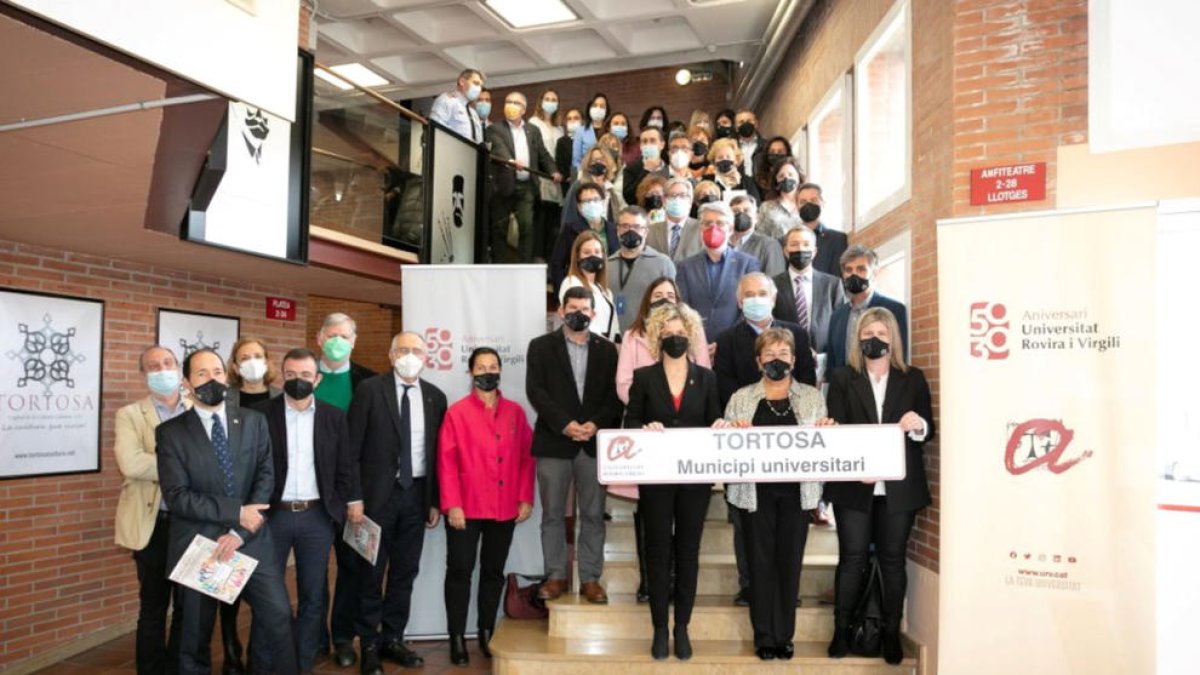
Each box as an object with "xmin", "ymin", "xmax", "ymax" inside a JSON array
[{"xmin": 315, "ymin": 369, "xmax": 353, "ymax": 411}]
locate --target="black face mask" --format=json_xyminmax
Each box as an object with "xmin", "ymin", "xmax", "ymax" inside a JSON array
[
  {"xmin": 649, "ymin": 298, "xmax": 673, "ymax": 310},
  {"xmin": 619, "ymin": 230, "xmax": 643, "ymax": 250},
  {"xmin": 737, "ymin": 121, "xmax": 756, "ymax": 138},
  {"xmin": 715, "ymin": 159, "xmax": 736, "ymax": 174},
  {"xmin": 192, "ymin": 379, "xmax": 228, "ymax": 407},
  {"xmin": 799, "ymin": 202, "xmax": 821, "ymax": 223},
  {"xmin": 761, "ymin": 359, "xmax": 791, "ymax": 381},
  {"xmin": 860, "ymin": 336, "xmax": 890, "ymax": 360},
  {"xmin": 843, "ymin": 274, "xmax": 870, "ymax": 295},
  {"xmin": 660, "ymin": 335, "xmax": 690, "ymax": 359},
  {"xmin": 473, "ymin": 372, "xmax": 500, "ymax": 392},
  {"xmin": 563, "ymin": 310, "xmax": 591, "ymax": 332},
  {"xmin": 643, "ymin": 194, "xmax": 663, "ymax": 210},
  {"xmin": 579, "ymin": 255, "xmax": 605, "ymax": 273},
  {"xmin": 766, "ymin": 152, "xmax": 787, "ymax": 167},
  {"xmin": 733, "ymin": 212, "xmax": 753, "ymax": 232},
  {"xmin": 587, "ymin": 162, "xmax": 607, "ymax": 177},
  {"xmin": 777, "ymin": 178, "xmax": 798, "ymax": 194},
  {"xmin": 691, "ymin": 141, "xmax": 708, "ymax": 157},
  {"xmin": 788, "ymin": 250, "xmax": 814, "ymax": 270},
  {"xmin": 696, "ymin": 195, "xmax": 719, "ymax": 206},
  {"xmin": 715, "ymin": 125, "xmax": 734, "ymax": 139},
  {"xmin": 283, "ymin": 378, "xmax": 314, "ymax": 400}
]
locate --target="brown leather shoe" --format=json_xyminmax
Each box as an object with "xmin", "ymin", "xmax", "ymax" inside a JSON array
[
  {"xmin": 537, "ymin": 578, "xmax": 567, "ymax": 601},
  {"xmin": 581, "ymin": 581, "xmax": 609, "ymax": 604}
]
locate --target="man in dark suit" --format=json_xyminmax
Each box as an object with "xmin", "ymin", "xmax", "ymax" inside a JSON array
[
  {"xmin": 621, "ymin": 126, "xmax": 668, "ymax": 206},
  {"xmin": 797, "ymin": 183, "xmax": 849, "ymax": 278},
  {"xmin": 526, "ymin": 286, "xmax": 623, "ymax": 604},
  {"xmin": 676, "ymin": 201, "xmax": 761, "ymax": 346},
  {"xmin": 826, "ymin": 244, "xmax": 909, "ymax": 372},
  {"xmin": 773, "ymin": 227, "xmax": 845, "ymax": 359},
  {"xmin": 156, "ymin": 349, "xmax": 298, "ymax": 675},
  {"xmin": 247, "ymin": 348, "xmax": 360, "ymax": 674},
  {"xmin": 645, "ymin": 177, "xmax": 703, "ymax": 262},
  {"xmin": 487, "ymin": 90, "xmax": 562, "ymax": 263},
  {"xmin": 349, "ymin": 332, "xmax": 447, "ymax": 675}
]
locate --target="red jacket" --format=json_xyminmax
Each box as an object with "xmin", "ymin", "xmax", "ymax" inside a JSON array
[{"xmin": 437, "ymin": 390, "xmax": 535, "ymax": 521}]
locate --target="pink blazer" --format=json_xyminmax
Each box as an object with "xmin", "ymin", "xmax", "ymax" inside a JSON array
[{"xmin": 438, "ymin": 390, "xmax": 535, "ymax": 521}]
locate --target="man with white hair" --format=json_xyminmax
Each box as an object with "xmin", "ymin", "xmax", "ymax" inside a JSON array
[
  {"xmin": 675, "ymin": 200, "xmax": 761, "ymax": 344},
  {"xmin": 646, "ymin": 176, "xmax": 703, "ymax": 262},
  {"xmin": 486, "ymin": 90, "xmax": 562, "ymax": 263}
]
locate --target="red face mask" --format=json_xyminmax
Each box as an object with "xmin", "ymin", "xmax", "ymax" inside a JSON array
[{"xmin": 702, "ymin": 225, "xmax": 727, "ymax": 250}]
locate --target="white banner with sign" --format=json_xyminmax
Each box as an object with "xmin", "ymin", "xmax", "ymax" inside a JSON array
[
  {"xmin": 401, "ymin": 265, "xmax": 546, "ymax": 638},
  {"xmin": 596, "ymin": 425, "xmax": 905, "ymax": 485},
  {"xmin": 937, "ymin": 205, "xmax": 1157, "ymax": 674}
]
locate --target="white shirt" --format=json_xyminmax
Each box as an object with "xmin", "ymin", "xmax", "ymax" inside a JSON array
[
  {"xmin": 283, "ymin": 401, "xmax": 320, "ymax": 501},
  {"xmin": 429, "ymin": 89, "xmax": 482, "ymax": 142},
  {"xmin": 867, "ymin": 369, "xmax": 928, "ymax": 496},
  {"xmin": 509, "ymin": 120, "xmax": 531, "ymax": 181},
  {"xmin": 739, "ymin": 139, "xmax": 758, "ymax": 176},
  {"xmin": 319, "ymin": 359, "xmax": 350, "ymax": 375},
  {"xmin": 395, "ymin": 377, "xmax": 427, "ymax": 478},
  {"xmin": 788, "ymin": 266, "xmax": 814, "ymax": 324}
]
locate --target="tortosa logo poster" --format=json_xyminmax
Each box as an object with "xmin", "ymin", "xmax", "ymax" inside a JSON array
[{"xmin": 0, "ymin": 291, "xmax": 103, "ymax": 478}]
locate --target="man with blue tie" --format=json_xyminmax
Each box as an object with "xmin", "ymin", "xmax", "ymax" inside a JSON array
[
  {"xmin": 675, "ymin": 201, "xmax": 761, "ymax": 349},
  {"xmin": 156, "ymin": 349, "xmax": 297, "ymax": 675}
]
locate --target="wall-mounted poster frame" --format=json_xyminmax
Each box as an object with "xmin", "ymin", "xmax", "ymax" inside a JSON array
[{"xmin": 156, "ymin": 308, "xmax": 241, "ymax": 366}]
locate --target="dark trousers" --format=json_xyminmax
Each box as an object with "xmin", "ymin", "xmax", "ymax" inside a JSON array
[
  {"xmin": 444, "ymin": 518, "xmax": 516, "ymax": 635},
  {"xmin": 744, "ymin": 483, "xmax": 809, "ymax": 648},
  {"xmin": 176, "ymin": 535, "xmax": 297, "ymax": 675},
  {"xmin": 356, "ymin": 479, "xmax": 427, "ymax": 648},
  {"xmin": 640, "ymin": 483, "xmax": 710, "ymax": 630},
  {"xmin": 327, "ymin": 536, "xmax": 361, "ymax": 647},
  {"xmin": 132, "ymin": 512, "xmax": 181, "ymax": 675},
  {"xmin": 490, "ymin": 180, "xmax": 537, "ymax": 263},
  {"xmin": 533, "ymin": 200, "xmax": 562, "ymax": 262},
  {"xmin": 218, "ymin": 599, "xmax": 242, "ymax": 665},
  {"xmin": 728, "ymin": 503, "xmax": 751, "ymax": 591},
  {"xmin": 832, "ymin": 497, "xmax": 917, "ymax": 631},
  {"xmin": 249, "ymin": 507, "xmax": 336, "ymax": 673}
]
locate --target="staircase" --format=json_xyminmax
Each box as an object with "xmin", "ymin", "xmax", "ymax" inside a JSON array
[{"xmin": 490, "ymin": 491, "xmax": 923, "ymax": 673}]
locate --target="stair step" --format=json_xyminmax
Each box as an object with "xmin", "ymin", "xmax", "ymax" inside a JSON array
[
  {"xmin": 491, "ymin": 618, "xmax": 918, "ymax": 674},
  {"xmin": 548, "ymin": 594, "xmax": 834, "ymax": 641},
  {"xmin": 600, "ymin": 555, "xmax": 836, "ymax": 597},
  {"xmin": 603, "ymin": 521, "xmax": 839, "ymax": 557}
]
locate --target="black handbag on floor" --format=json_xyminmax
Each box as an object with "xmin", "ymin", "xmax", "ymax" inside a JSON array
[{"xmin": 849, "ymin": 555, "xmax": 885, "ymax": 656}]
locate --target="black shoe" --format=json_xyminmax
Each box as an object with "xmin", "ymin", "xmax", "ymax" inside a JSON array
[
  {"xmin": 380, "ymin": 639, "xmax": 425, "ymax": 668},
  {"xmin": 636, "ymin": 583, "xmax": 650, "ymax": 603},
  {"xmin": 827, "ymin": 626, "xmax": 851, "ymax": 659},
  {"xmin": 776, "ymin": 642, "xmax": 795, "ymax": 660},
  {"xmin": 221, "ymin": 661, "xmax": 245, "ymax": 675},
  {"xmin": 673, "ymin": 626, "xmax": 692, "ymax": 661},
  {"xmin": 334, "ymin": 642, "xmax": 357, "ymax": 668},
  {"xmin": 651, "ymin": 628, "xmax": 669, "ymax": 660},
  {"xmin": 477, "ymin": 628, "xmax": 493, "ymax": 658},
  {"xmin": 733, "ymin": 588, "xmax": 750, "ymax": 607},
  {"xmin": 755, "ymin": 646, "xmax": 777, "ymax": 660},
  {"xmin": 449, "ymin": 634, "xmax": 469, "ymax": 667},
  {"xmin": 359, "ymin": 647, "xmax": 383, "ymax": 675},
  {"xmin": 882, "ymin": 629, "xmax": 903, "ymax": 665}
]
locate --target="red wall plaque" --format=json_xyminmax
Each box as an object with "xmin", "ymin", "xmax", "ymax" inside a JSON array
[
  {"xmin": 266, "ymin": 296, "xmax": 296, "ymax": 321},
  {"xmin": 970, "ymin": 162, "xmax": 1047, "ymax": 206}
]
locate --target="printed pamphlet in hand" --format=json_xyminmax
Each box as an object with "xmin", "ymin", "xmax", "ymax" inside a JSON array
[
  {"xmin": 169, "ymin": 534, "xmax": 258, "ymax": 604},
  {"xmin": 344, "ymin": 516, "xmax": 381, "ymax": 566}
]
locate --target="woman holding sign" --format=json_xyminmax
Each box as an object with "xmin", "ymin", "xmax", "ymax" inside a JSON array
[
  {"xmin": 823, "ymin": 307, "xmax": 933, "ymax": 666},
  {"xmin": 625, "ymin": 304, "xmax": 724, "ymax": 661},
  {"xmin": 723, "ymin": 327, "xmax": 827, "ymax": 661},
  {"xmin": 437, "ymin": 347, "xmax": 535, "ymax": 666}
]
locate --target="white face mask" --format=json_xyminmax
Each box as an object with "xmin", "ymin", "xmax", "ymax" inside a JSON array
[
  {"xmin": 566, "ymin": 120, "xmax": 581, "ymax": 135},
  {"xmin": 238, "ymin": 358, "xmax": 267, "ymax": 383},
  {"xmin": 670, "ymin": 150, "xmax": 691, "ymax": 169},
  {"xmin": 394, "ymin": 353, "xmax": 424, "ymax": 381}
]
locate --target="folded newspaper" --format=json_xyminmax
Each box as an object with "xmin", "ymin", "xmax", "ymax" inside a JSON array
[
  {"xmin": 169, "ymin": 534, "xmax": 258, "ymax": 604},
  {"xmin": 343, "ymin": 516, "xmax": 381, "ymax": 566}
]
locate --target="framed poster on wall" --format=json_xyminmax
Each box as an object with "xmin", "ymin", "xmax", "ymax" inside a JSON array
[
  {"xmin": 156, "ymin": 309, "xmax": 240, "ymax": 366},
  {"xmin": 0, "ymin": 289, "xmax": 104, "ymax": 480}
]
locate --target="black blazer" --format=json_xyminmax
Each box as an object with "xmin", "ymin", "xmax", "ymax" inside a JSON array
[
  {"xmin": 624, "ymin": 361, "xmax": 721, "ymax": 430},
  {"xmin": 156, "ymin": 406, "xmax": 275, "ymax": 568},
  {"xmin": 487, "ymin": 120, "xmax": 557, "ymax": 199},
  {"xmin": 772, "ymin": 268, "xmax": 845, "ymax": 354},
  {"xmin": 621, "ymin": 159, "xmax": 668, "ymax": 206},
  {"xmin": 811, "ymin": 224, "xmax": 849, "ymax": 278},
  {"xmin": 255, "ymin": 396, "xmax": 358, "ymax": 525},
  {"xmin": 822, "ymin": 365, "xmax": 934, "ymax": 513},
  {"xmin": 347, "ymin": 373, "xmax": 447, "ymax": 516},
  {"xmin": 349, "ymin": 361, "xmax": 376, "ymax": 392},
  {"xmin": 526, "ymin": 329, "xmax": 623, "ymax": 459},
  {"xmin": 712, "ymin": 319, "xmax": 817, "ymax": 408}
]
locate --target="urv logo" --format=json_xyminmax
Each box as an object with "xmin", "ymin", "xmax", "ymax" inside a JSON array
[
  {"xmin": 969, "ymin": 301, "xmax": 1009, "ymax": 359},
  {"xmin": 1005, "ymin": 419, "xmax": 1093, "ymax": 475}
]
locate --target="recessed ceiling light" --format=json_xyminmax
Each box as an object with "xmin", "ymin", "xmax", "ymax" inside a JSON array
[
  {"xmin": 484, "ymin": 0, "xmax": 577, "ymax": 29},
  {"xmin": 315, "ymin": 63, "xmax": 388, "ymax": 91}
]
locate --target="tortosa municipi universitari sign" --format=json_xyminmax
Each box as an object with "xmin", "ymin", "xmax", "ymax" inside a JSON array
[{"xmin": 596, "ymin": 425, "xmax": 906, "ymax": 485}]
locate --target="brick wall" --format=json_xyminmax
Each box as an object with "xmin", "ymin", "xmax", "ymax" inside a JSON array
[
  {"xmin": 305, "ymin": 296, "xmax": 401, "ymax": 375},
  {"xmin": 0, "ymin": 239, "xmax": 309, "ymax": 672}
]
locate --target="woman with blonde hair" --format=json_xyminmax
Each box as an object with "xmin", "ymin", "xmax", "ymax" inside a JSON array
[
  {"xmin": 225, "ymin": 336, "xmax": 281, "ymax": 409},
  {"xmin": 707, "ymin": 137, "xmax": 760, "ymax": 201},
  {"xmin": 559, "ymin": 230, "xmax": 617, "ymax": 341},
  {"xmin": 823, "ymin": 306, "xmax": 933, "ymax": 665},
  {"xmin": 625, "ymin": 304, "xmax": 726, "ymax": 660}
]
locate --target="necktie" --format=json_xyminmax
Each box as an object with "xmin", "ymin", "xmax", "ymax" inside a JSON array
[
  {"xmin": 794, "ymin": 275, "xmax": 810, "ymax": 332},
  {"xmin": 397, "ymin": 385, "xmax": 414, "ymax": 489},
  {"xmin": 669, "ymin": 224, "xmax": 681, "ymax": 258},
  {"xmin": 210, "ymin": 415, "xmax": 235, "ymax": 497}
]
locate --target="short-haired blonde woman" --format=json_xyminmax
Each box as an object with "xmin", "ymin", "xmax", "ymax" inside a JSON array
[
  {"xmin": 624, "ymin": 304, "xmax": 725, "ymax": 661},
  {"xmin": 723, "ymin": 328, "xmax": 826, "ymax": 661},
  {"xmin": 707, "ymin": 137, "xmax": 760, "ymax": 202},
  {"xmin": 823, "ymin": 306, "xmax": 933, "ymax": 665}
]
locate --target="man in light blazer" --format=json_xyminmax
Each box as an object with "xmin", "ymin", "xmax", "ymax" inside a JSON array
[
  {"xmin": 486, "ymin": 90, "xmax": 562, "ymax": 263},
  {"xmin": 115, "ymin": 345, "xmax": 190, "ymax": 675},
  {"xmin": 675, "ymin": 201, "xmax": 761, "ymax": 345},
  {"xmin": 645, "ymin": 176, "xmax": 703, "ymax": 262},
  {"xmin": 773, "ymin": 227, "xmax": 845, "ymax": 356}
]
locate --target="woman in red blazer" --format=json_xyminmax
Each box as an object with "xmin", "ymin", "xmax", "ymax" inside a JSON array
[{"xmin": 437, "ymin": 347, "xmax": 535, "ymax": 667}]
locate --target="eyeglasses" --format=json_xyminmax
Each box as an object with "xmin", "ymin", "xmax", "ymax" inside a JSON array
[
  {"xmin": 391, "ymin": 347, "xmax": 426, "ymax": 357},
  {"xmin": 761, "ymin": 351, "xmax": 793, "ymax": 360},
  {"xmin": 617, "ymin": 223, "xmax": 647, "ymax": 232}
]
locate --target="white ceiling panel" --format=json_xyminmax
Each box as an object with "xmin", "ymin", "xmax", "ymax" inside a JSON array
[
  {"xmin": 524, "ymin": 29, "xmax": 617, "ymax": 66},
  {"xmin": 609, "ymin": 16, "xmax": 703, "ymax": 55},
  {"xmin": 391, "ymin": 5, "xmax": 496, "ymax": 44},
  {"xmin": 575, "ymin": 0, "xmax": 677, "ymax": 21},
  {"xmin": 319, "ymin": 18, "xmax": 422, "ymax": 55},
  {"xmin": 444, "ymin": 42, "xmax": 538, "ymax": 74},
  {"xmin": 371, "ymin": 52, "xmax": 460, "ymax": 85}
]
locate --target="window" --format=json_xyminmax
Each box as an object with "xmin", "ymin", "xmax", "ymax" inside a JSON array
[
  {"xmin": 873, "ymin": 229, "xmax": 911, "ymax": 353},
  {"xmin": 854, "ymin": 0, "xmax": 911, "ymax": 227},
  {"xmin": 806, "ymin": 74, "xmax": 853, "ymax": 231}
]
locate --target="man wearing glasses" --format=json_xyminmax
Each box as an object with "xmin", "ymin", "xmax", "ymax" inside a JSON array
[{"xmin": 606, "ymin": 206, "xmax": 677, "ymax": 335}]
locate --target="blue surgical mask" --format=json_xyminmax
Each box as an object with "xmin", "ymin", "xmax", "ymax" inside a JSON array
[
  {"xmin": 665, "ymin": 197, "xmax": 690, "ymax": 219},
  {"xmin": 466, "ymin": 83, "xmax": 482, "ymax": 101},
  {"xmin": 542, "ymin": 100, "xmax": 558, "ymax": 115},
  {"xmin": 475, "ymin": 101, "xmax": 491, "ymax": 118},
  {"xmin": 641, "ymin": 144, "xmax": 661, "ymax": 161},
  {"xmin": 580, "ymin": 201, "xmax": 605, "ymax": 221},
  {"xmin": 147, "ymin": 369, "xmax": 181, "ymax": 396},
  {"xmin": 610, "ymin": 125, "xmax": 628, "ymax": 140},
  {"xmin": 742, "ymin": 296, "xmax": 773, "ymax": 322}
]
